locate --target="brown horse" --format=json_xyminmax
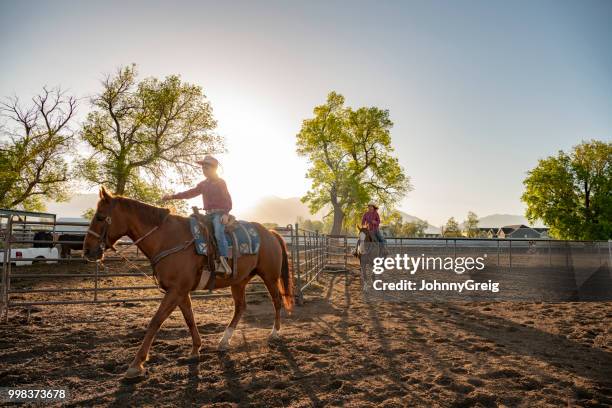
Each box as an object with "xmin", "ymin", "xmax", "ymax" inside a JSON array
[{"xmin": 83, "ymin": 187, "xmax": 294, "ymax": 378}]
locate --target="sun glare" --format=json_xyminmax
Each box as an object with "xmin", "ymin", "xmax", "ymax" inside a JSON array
[{"xmin": 184, "ymin": 89, "xmax": 310, "ymax": 216}]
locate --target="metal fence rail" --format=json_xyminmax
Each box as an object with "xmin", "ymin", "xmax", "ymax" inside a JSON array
[
  {"xmin": 381, "ymin": 237, "xmax": 611, "ymax": 275},
  {"xmin": 325, "ymin": 235, "xmax": 349, "ymax": 273},
  {"xmin": 3, "ymin": 213, "xmax": 608, "ymax": 318},
  {"xmin": 283, "ymin": 224, "xmax": 327, "ymax": 304},
  {"xmin": 0, "ymin": 218, "xmax": 328, "ymax": 317}
]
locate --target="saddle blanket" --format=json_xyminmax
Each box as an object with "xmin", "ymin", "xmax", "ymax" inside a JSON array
[{"xmin": 189, "ymin": 216, "xmax": 260, "ymax": 256}]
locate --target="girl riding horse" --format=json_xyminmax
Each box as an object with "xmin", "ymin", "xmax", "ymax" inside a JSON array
[
  {"xmin": 84, "ymin": 187, "xmax": 294, "ymax": 378},
  {"xmin": 162, "ymin": 155, "xmax": 232, "ymax": 275}
]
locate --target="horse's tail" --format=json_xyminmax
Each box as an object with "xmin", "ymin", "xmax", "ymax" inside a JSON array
[{"xmin": 270, "ymin": 230, "xmax": 294, "ymax": 313}]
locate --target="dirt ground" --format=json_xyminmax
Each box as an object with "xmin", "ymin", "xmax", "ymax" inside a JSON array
[{"xmin": 1, "ymin": 267, "xmax": 611, "ymax": 407}]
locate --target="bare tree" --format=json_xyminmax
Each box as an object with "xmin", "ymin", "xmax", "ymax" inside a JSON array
[{"xmin": 0, "ymin": 87, "xmax": 76, "ymax": 210}]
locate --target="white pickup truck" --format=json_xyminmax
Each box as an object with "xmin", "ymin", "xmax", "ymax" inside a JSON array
[{"xmin": 0, "ymin": 247, "xmax": 59, "ymax": 266}]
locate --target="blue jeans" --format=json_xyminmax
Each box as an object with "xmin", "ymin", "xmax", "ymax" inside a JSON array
[
  {"xmin": 211, "ymin": 212, "xmax": 229, "ymax": 257},
  {"xmin": 373, "ymin": 230, "xmax": 386, "ymax": 245}
]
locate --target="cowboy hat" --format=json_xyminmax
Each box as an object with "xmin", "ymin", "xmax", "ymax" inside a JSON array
[
  {"xmin": 196, "ymin": 155, "xmax": 219, "ymax": 167},
  {"xmin": 367, "ymin": 202, "xmax": 378, "ymax": 209}
]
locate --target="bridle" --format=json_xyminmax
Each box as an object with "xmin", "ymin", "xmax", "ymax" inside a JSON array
[
  {"xmin": 85, "ymin": 200, "xmax": 175, "ymax": 292},
  {"xmin": 86, "ymin": 200, "xmax": 117, "ymax": 253},
  {"xmin": 86, "ymin": 200, "xmax": 169, "ymax": 257}
]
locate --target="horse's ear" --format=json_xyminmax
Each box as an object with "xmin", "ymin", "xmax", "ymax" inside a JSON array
[{"xmin": 99, "ymin": 186, "xmax": 113, "ymax": 201}]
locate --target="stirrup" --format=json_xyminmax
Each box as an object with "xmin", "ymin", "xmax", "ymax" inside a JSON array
[{"xmin": 216, "ymin": 257, "xmax": 232, "ymax": 276}]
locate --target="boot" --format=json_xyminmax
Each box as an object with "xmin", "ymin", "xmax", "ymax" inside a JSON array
[{"xmin": 216, "ymin": 256, "xmax": 232, "ymax": 276}]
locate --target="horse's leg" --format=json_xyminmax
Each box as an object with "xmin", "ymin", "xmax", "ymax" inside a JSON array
[
  {"xmin": 260, "ymin": 273, "xmax": 282, "ymax": 339},
  {"xmin": 125, "ymin": 290, "xmax": 182, "ymax": 378},
  {"xmin": 178, "ymin": 294, "xmax": 201, "ymax": 359},
  {"xmin": 218, "ymin": 281, "xmax": 248, "ymax": 350}
]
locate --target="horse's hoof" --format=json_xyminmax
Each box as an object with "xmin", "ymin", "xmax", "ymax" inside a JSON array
[
  {"xmin": 124, "ymin": 366, "xmax": 145, "ymax": 379},
  {"xmin": 269, "ymin": 327, "xmax": 281, "ymax": 340}
]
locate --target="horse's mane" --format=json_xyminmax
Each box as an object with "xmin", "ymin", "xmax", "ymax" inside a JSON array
[{"xmin": 116, "ymin": 196, "xmax": 171, "ymax": 226}]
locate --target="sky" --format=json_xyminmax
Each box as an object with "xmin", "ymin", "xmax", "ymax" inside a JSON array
[{"xmin": 1, "ymin": 0, "xmax": 611, "ymax": 226}]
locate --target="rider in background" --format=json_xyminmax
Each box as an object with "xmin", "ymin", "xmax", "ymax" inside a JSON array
[
  {"xmin": 362, "ymin": 202, "xmax": 388, "ymax": 255},
  {"xmin": 162, "ymin": 155, "xmax": 232, "ymax": 275}
]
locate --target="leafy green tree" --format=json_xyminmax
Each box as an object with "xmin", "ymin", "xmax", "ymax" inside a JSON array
[
  {"xmin": 81, "ymin": 208, "xmax": 95, "ymax": 220},
  {"xmin": 381, "ymin": 211, "xmax": 404, "ymax": 236},
  {"xmin": 296, "ymin": 217, "xmax": 326, "ymax": 233},
  {"xmin": 78, "ymin": 64, "xmax": 222, "ymax": 205},
  {"xmin": 296, "ymin": 92, "xmax": 410, "ymax": 234},
  {"xmin": 383, "ymin": 211, "xmax": 428, "ymax": 237},
  {"xmin": 402, "ymin": 220, "xmax": 429, "ymax": 237},
  {"xmin": 522, "ymin": 140, "xmax": 611, "ymax": 240},
  {"xmin": 0, "ymin": 88, "xmax": 76, "ymax": 211},
  {"xmin": 443, "ymin": 217, "xmax": 461, "ymax": 237},
  {"xmin": 464, "ymin": 211, "xmax": 479, "ymax": 238}
]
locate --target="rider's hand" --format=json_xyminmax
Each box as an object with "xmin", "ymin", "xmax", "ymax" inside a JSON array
[
  {"xmin": 221, "ymin": 214, "xmax": 229, "ymax": 224},
  {"xmin": 161, "ymin": 194, "xmax": 173, "ymax": 202}
]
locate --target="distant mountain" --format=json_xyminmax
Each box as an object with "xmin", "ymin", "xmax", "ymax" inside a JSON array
[
  {"xmin": 43, "ymin": 194, "xmax": 542, "ymax": 231},
  {"xmin": 395, "ymin": 211, "xmax": 546, "ymax": 231},
  {"xmin": 395, "ymin": 210, "xmax": 442, "ymax": 234},
  {"xmin": 43, "ymin": 193, "xmax": 323, "ymax": 225},
  {"xmin": 239, "ymin": 198, "xmax": 439, "ymax": 228},
  {"xmin": 475, "ymin": 214, "xmax": 546, "ymax": 228},
  {"xmin": 237, "ymin": 196, "xmax": 325, "ymax": 226},
  {"xmin": 395, "ymin": 210, "xmax": 426, "ymax": 224}
]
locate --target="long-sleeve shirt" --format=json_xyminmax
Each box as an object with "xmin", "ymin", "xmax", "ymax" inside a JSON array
[
  {"xmin": 171, "ymin": 177, "xmax": 232, "ymax": 213},
  {"xmin": 362, "ymin": 210, "xmax": 380, "ymax": 231}
]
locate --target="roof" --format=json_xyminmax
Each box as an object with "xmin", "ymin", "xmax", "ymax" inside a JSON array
[
  {"xmin": 498, "ymin": 227, "xmax": 515, "ymax": 234},
  {"xmin": 497, "ymin": 224, "xmax": 543, "ymax": 237},
  {"xmin": 57, "ymin": 217, "xmax": 88, "ymax": 222},
  {"xmin": 505, "ymin": 224, "xmax": 529, "ymax": 230},
  {"xmin": 0, "ymin": 209, "xmax": 56, "ymax": 219}
]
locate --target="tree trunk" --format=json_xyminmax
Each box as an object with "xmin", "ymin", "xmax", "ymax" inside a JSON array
[
  {"xmin": 584, "ymin": 181, "xmax": 590, "ymax": 222},
  {"xmin": 115, "ymin": 175, "xmax": 127, "ymax": 195},
  {"xmin": 114, "ymin": 153, "xmax": 129, "ymax": 195},
  {"xmin": 331, "ymin": 204, "xmax": 344, "ymax": 235}
]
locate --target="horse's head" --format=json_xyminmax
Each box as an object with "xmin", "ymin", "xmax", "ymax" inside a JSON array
[
  {"xmin": 83, "ymin": 186, "xmax": 127, "ymax": 261},
  {"xmin": 356, "ymin": 225, "xmax": 372, "ymax": 256}
]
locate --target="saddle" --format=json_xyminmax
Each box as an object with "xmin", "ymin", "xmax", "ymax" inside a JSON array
[
  {"xmin": 190, "ymin": 208, "xmax": 235, "ymax": 277},
  {"xmin": 189, "ymin": 207, "xmax": 261, "ymax": 288}
]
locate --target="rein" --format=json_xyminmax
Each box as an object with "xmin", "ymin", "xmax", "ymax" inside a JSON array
[
  {"xmin": 117, "ymin": 214, "xmax": 169, "ymax": 257},
  {"xmin": 86, "ymin": 208, "xmax": 195, "ymax": 292}
]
